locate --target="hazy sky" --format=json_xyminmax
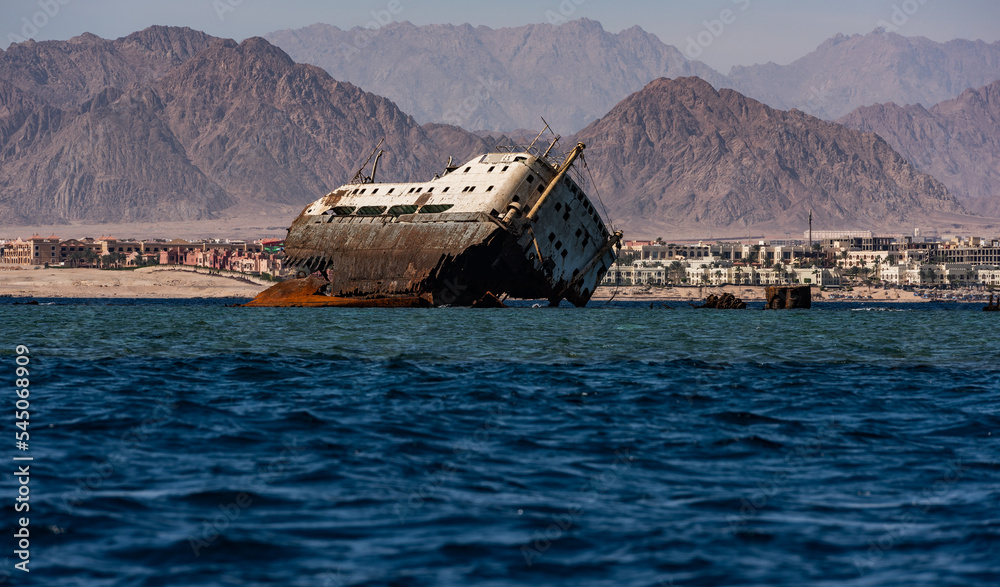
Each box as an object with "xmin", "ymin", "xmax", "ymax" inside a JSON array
[{"xmin": 2, "ymin": 0, "xmax": 999, "ymax": 71}]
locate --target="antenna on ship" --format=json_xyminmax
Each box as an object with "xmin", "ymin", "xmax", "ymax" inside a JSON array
[
  {"xmin": 526, "ymin": 118, "xmax": 553, "ymax": 154},
  {"xmin": 542, "ymin": 133, "xmax": 561, "ymax": 159},
  {"xmin": 351, "ymin": 138, "xmax": 384, "ymax": 184}
]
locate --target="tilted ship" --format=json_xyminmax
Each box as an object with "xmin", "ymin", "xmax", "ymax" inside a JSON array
[{"xmin": 247, "ymin": 135, "xmax": 622, "ymax": 307}]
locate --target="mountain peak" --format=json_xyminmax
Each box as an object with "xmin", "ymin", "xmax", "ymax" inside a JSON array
[
  {"xmin": 0, "ymin": 26, "xmax": 496, "ymax": 226},
  {"xmin": 0, "ymin": 26, "xmax": 217, "ymax": 109},
  {"xmin": 839, "ymin": 79, "xmax": 1000, "ymax": 216},
  {"xmin": 264, "ymin": 20, "xmax": 725, "ymax": 132},
  {"xmin": 240, "ymin": 36, "xmax": 290, "ymax": 57},
  {"xmin": 182, "ymin": 36, "xmax": 296, "ymax": 75},
  {"xmin": 575, "ymin": 80, "xmax": 962, "ymax": 236},
  {"xmin": 725, "ymin": 30, "xmax": 1000, "ymax": 120},
  {"xmin": 68, "ymin": 32, "xmax": 103, "ymax": 45},
  {"xmin": 562, "ymin": 18, "xmax": 605, "ymax": 31},
  {"xmin": 649, "ymin": 76, "xmax": 717, "ymax": 92}
]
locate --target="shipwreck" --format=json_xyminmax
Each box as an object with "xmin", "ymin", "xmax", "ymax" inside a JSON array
[{"xmin": 246, "ymin": 134, "xmax": 622, "ymax": 307}]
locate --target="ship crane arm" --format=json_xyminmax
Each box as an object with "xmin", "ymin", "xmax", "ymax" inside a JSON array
[
  {"xmin": 350, "ymin": 138, "xmax": 384, "ymax": 184},
  {"xmin": 525, "ymin": 142, "xmax": 585, "ymax": 222}
]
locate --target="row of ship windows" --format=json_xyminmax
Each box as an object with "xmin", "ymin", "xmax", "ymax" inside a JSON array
[
  {"xmin": 348, "ymin": 185, "xmax": 494, "ymax": 196},
  {"xmin": 344, "ymin": 162, "xmax": 520, "ymax": 197},
  {"xmin": 346, "ymin": 168, "xmax": 573, "ymax": 199},
  {"xmin": 321, "ymin": 204, "xmax": 455, "ymax": 217},
  {"xmin": 465, "ymin": 165, "xmax": 510, "ymax": 174}
]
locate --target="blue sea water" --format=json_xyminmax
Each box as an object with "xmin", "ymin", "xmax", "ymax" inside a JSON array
[{"xmin": 1, "ymin": 299, "xmax": 998, "ymax": 586}]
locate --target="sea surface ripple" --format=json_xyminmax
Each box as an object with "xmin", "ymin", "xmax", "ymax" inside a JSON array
[{"xmin": 1, "ymin": 300, "xmax": 998, "ymax": 586}]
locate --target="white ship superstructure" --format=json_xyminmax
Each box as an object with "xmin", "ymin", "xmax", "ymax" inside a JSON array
[{"xmin": 282, "ymin": 140, "xmax": 621, "ymax": 306}]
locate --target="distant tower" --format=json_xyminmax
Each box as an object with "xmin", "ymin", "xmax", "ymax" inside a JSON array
[{"xmin": 808, "ymin": 210, "xmax": 813, "ymax": 249}]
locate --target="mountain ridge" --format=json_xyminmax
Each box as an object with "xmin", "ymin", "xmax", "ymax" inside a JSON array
[
  {"xmin": 723, "ymin": 29, "xmax": 1000, "ymax": 120},
  {"xmin": 572, "ymin": 77, "xmax": 965, "ymax": 237},
  {"xmin": 266, "ymin": 22, "xmax": 1000, "ymax": 131},
  {"xmin": 0, "ymin": 31, "xmax": 498, "ymax": 226},
  {"xmin": 1, "ymin": 25, "xmax": 991, "ymax": 238},
  {"xmin": 264, "ymin": 19, "xmax": 726, "ymax": 133},
  {"xmin": 838, "ymin": 80, "xmax": 1000, "ymax": 217}
]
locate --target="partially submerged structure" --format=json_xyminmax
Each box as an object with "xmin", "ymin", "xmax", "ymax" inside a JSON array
[
  {"xmin": 765, "ymin": 286, "xmax": 812, "ymax": 309},
  {"xmin": 248, "ymin": 136, "xmax": 622, "ymax": 307}
]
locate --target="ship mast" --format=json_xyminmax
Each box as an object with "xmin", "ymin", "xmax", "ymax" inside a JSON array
[{"xmin": 525, "ymin": 119, "xmax": 552, "ymax": 153}]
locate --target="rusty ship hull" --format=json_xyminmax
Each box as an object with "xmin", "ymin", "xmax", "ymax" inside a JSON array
[{"xmin": 262, "ymin": 142, "xmax": 621, "ymax": 307}]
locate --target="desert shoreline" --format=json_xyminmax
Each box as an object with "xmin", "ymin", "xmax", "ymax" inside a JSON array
[
  {"xmin": 0, "ymin": 266, "xmax": 267, "ymax": 299},
  {"xmin": 0, "ymin": 266, "xmax": 948, "ymax": 303}
]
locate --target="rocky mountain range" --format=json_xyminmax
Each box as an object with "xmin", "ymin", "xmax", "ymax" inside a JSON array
[
  {"xmin": 572, "ymin": 77, "xmax": 964, "ymax": 237},
  {"xmin": 266, "ymin": 22, "xmax": 1000, "ymax": 131},
  {"xmin": 838, "ymin": 80, "xmax": 1000, "ymax": 217},
  {"xmin": 0, "ymin": 25, "xmax": 991, "ymax": 236},
  {"xmin": 0, "ymin": 28, "xmax": 493, "ymax": 226},
  {"xmin": 0, "ymin": 26, "xmax": 216, "ymax": 110},
  {"xmin": 725, "ymin": 30, "xmax": 1000, "ymax": 121},
  {"xmin": 264, "ymin": 19, "xmax": 725, "ymax": 133}
]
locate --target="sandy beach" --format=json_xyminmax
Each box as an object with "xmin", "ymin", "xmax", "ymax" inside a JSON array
[{"xmin": 0, "ymin": 266, "xmax": 267, "ymax": 299}]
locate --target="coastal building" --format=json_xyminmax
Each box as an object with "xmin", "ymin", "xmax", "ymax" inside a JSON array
[
  {"xmin": 976, "ymin": 266, "xmax": 1000, "ymax": 286},
  {"xmin": 554, "ymin": 229, "xmax": 1000, "ymax": 288},
  {"xmin": 842, "ymin": 250, "xmax": 892, "ymax": 269},
  {"xmin": 603, "ymin": 262, "xmax": 668, "ymax": 286},
  {"xmin": 604, "ymin": 260, "xmax": 840, "ymax": 288},
  {"xmin": 1, "ymin": 234, "xmax": 283, "ymax": 274},
  {"xmin": 938, "ymin": 243, "xmax": 1000, "ymax": 264},
  {"xmin": 158, "ymin": 245, "xmax": 284, "ymax": 277},
  {"xmin": 58, "ymin": 238, "xmax": 104, "ymax": 266},
  {"xmin": 620, "ymin": 240, "xmax": 815, "ymax": 265},
  {"xmin": 1, "ymin": 235, "xmax": 60, "ymax": 265},
  {"xmin": 880, "ymin": 263, "xmax": 981, "ymax": 286}
]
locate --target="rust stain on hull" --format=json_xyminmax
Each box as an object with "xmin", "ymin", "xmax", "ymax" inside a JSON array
[{"xmin": 244, "ymin": 275, "xmax": 433, "ymax": 308}]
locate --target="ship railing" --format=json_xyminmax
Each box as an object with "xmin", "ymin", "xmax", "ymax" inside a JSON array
[{"xmin": 493, "ymin": 144, "xmax": 572, "ymax": 169}]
